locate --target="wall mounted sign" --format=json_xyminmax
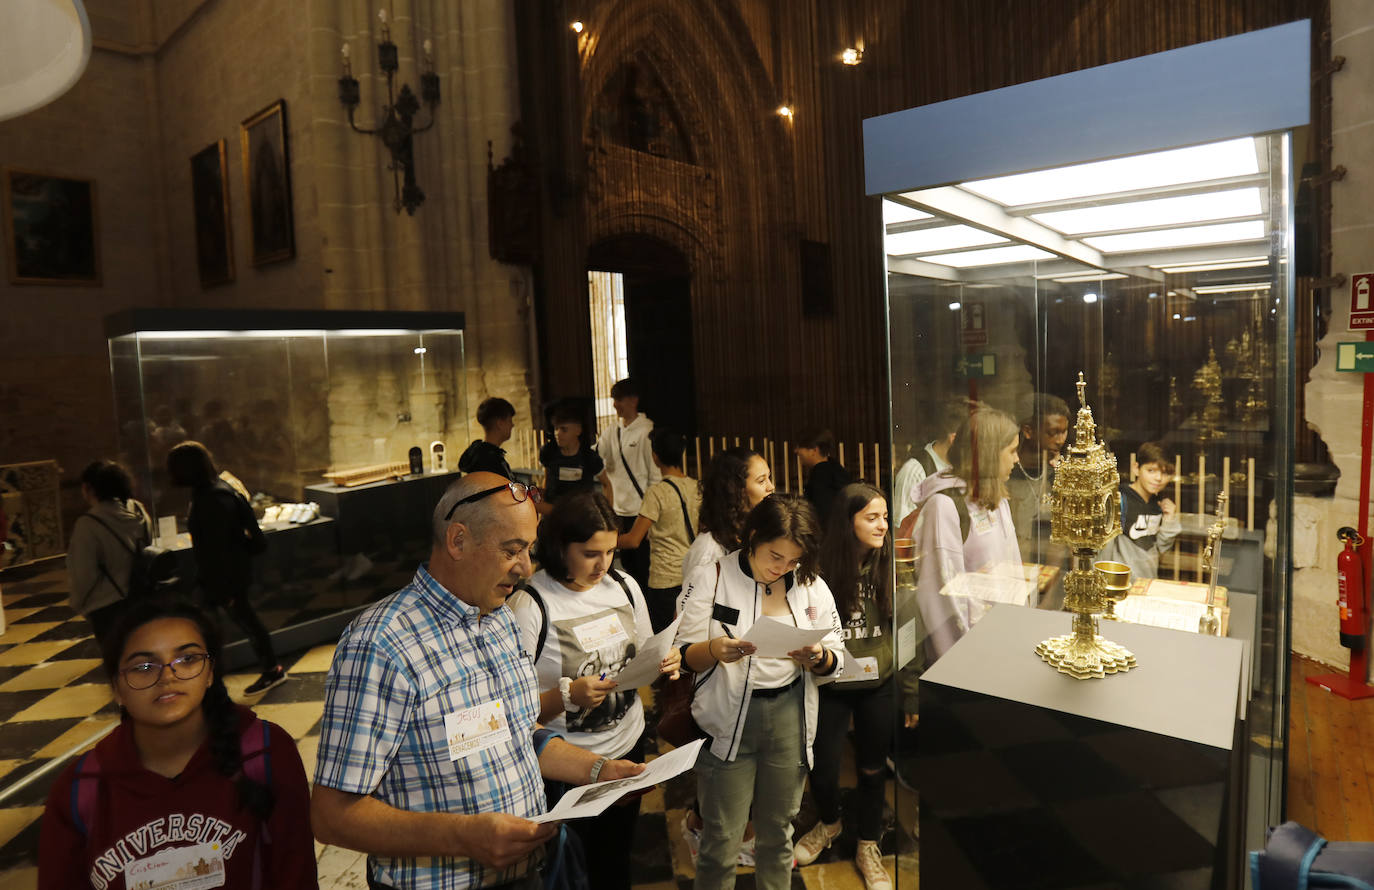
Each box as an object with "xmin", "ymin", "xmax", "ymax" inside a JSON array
[{"xmin": 1349, "ymin": 272, "xmax": 1374, "ymax": 331}]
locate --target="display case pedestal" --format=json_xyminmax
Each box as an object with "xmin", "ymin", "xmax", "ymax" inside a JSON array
[{"xmin": 918, "ymin": 605, "xmax": 1247, "ymax": 889}]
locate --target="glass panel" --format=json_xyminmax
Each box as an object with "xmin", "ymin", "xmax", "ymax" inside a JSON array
[{"xmin": 885, "ymin": 132, "xmax": 1292, "ymax": 882}]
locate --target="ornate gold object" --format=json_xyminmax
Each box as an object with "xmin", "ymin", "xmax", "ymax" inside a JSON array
[
  {"xmin": 1198, "ymin": 492, "xmax": 1228, "ymax": 636},
  {"xmin": 1191, "ymin": 345, "xmax": 1226, "ymax": 446},
  {"xmin": 1035, "ymin": 373, "xmax": 1137, "ymax": 679}
]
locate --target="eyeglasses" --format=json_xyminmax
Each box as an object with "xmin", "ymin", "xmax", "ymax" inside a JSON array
[
  {"xmin": 443, "ymin": 481, "xmax": 543, "ymax": 521},
  {"xmin": 120, "ymin": 653, "xmax": 212, "ymax": 689}
]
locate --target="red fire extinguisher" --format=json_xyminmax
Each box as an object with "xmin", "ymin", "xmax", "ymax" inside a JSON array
[{"xmin": 1337, "ymin": 527, "xmax": 1368, "ymax": 651}]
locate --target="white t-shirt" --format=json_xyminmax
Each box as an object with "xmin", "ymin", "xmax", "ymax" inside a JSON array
[
  {"xmin": 509, "ymin": 570, "xmax": 651, "ymax": 758},
  {"xmin": 893, "ymin": 443, "xmax": 949, "ymax": 526},
  {"xmin": 595, "ymin": 414, "xmax": 661, "ymax": 517}
]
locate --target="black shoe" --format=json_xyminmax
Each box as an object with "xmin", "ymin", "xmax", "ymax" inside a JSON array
[{"xmin": 244, "ymin": 666, "xmax": 287, "ymax": 696}]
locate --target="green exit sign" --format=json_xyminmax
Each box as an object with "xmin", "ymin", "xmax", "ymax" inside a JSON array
[
  {"xmin": 1337, "ymin": 342, "xmax": 1374, "ymax": 372},
  {"xmin": 955, "ymin": 353, "xmax": 996, "ymax": 378}
]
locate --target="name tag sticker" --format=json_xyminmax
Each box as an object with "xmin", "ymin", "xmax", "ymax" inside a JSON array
[
  {"xmin": 444, "ymin": 700, "xmax": 512, "ymax": 762},
  {"xmin": 572, "ymin": 613, "xmax": 628, "ymax": 651},
  {"xmin": 125, "ymin": 841, "xmax": 226, "ymax": 889},
  {"xmin": 972, "ymin": 512, "xmax": 995, "ymax": 535},
  {"xmin": 838, "ymin": 656, "xmax": 880, "ymax": 683},
  {"xmin": 558, "ymin": 466, "xmax": 584, "ymax": 482}
]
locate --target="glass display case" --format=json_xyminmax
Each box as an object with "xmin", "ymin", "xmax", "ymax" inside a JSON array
[
  {"xmin": 105, "ymin": 308, "xmax": 467, "ymax": 656},
  {"xmin": 867, "ymin": 22, "xmax": 1307, "ymax": 888}
]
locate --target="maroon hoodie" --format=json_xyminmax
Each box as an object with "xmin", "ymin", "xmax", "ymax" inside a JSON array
[{"xmin": 39, "ymin": 706, "xmax": 317, "ymax": 890}]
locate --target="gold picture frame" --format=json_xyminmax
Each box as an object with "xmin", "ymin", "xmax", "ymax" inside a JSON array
[
  {"xmin": 3, "ymin": 168, "xmax": 101, "ymax": 286},
  {"xmin": 240, "ymin": 99, "xmax": 295, "ymax": 265},
  {"xmin": 190, "ymin": 139, "xmax": 235, "ymax": 287}
]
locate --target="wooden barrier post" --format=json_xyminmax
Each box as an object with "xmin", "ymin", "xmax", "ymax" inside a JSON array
[
  {"xmin": 1196, "ymin": 454, "xmax": 1206, "ymax": 582},
  {"xmin": 1173, "ymin": 453, "xmax": 1183, "ymax": 580},
  {"xmin": 695, "ymin": 437, "xmax": 703, "ymax": 477},
  {"xmin": 858, "ymin": 442, "xmax": 866, "ymax": 482},
  {"xmin": 783, "ymin": 440, "xmax": 790, "ymax": 491},
  {"xmin": 1247, "ymin": 457, "xmax": 1256, "ymax": 530}
]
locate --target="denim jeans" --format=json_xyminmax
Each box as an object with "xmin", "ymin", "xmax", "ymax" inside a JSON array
[{"xmin": 693, "ymin": 682, "xmax": 806, "ymax": 890}]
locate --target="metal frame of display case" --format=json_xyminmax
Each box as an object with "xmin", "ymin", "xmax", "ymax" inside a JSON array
[{"xmin": 865, "ymin": 20, "xmax": 1308, "ymax": 887}]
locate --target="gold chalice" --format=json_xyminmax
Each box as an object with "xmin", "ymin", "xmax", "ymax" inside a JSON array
[{"xmin": 1093, "ymin": 560, "xmax": 1131, "ymax": 621}]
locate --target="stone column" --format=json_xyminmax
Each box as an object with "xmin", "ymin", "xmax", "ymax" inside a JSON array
[{"xmin": 1296, "ymin": 1, "xmax": 1374, "ymax": 669}]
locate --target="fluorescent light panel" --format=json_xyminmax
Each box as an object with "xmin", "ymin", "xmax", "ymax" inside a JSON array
[
  {"xmin": 919, "ymin": 245, "xmax": 1054, "ymax": 268},
  {"xmin": 961, "ymin": 137, "xmax": 1260, "ymax": 206},
  {"xmin": 1082, "ymin": 220, "xmax": 1265, "ymax": 253},
  {"xmin": 886, "ymin": 224, "xmax": 1007, "ymax": 255},
  {"xmin": 1030, "ymin": 188, "xmax": 1262, "ymax": 235},
  {"xmin": 1050, "ymin": 272, "xmax": 1128, "ymax": 283},
  {"xmin": 882, "ymin": 200, "xmax": 932, "ymax": 226},
  {"xmin": 1153, "ymin": 257, "xmax": 1270, "ymax": 273},
  {"xmin": 1192, "ymin": 282, "xmax": 1272, "ymax": 294}
]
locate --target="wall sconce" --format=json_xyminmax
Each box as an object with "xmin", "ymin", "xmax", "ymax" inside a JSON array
[
  {"xmin": 338, "ymin": 9, "xmax": 440, "ymax": 216},
  {"xmin": 570, "ymin": 21, "xmax": 584, "ymax": 33},
  {"xmin": 841, "ymin": 47, "xmax": 863, "ymax": 65},
  {"xmin": 777, "ymin": 104, "xmax": 794, "ymax": 119}
]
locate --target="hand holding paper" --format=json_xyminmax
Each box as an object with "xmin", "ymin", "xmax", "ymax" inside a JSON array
[
  {"xmin": 741, "ymin": 616, "xmax": 829, "ymax": 658},
  {"xmin": 608, "ymin": 615, "xmax": 682, "ymax": 689},
  {"xmin": 530, "ymin": 739, "xmax": 705, "ymax": 823}
]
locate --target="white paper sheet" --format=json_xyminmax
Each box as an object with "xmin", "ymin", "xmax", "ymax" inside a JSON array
[
  {"xmin": 608, "ymin": 615, "xmax": 682, "ymax": 689},
  {"xmin": 530, "ymin": 738, "xmax": 705, "ymax": 823},
  {"xmin": 740, "ymin": 616, "xmax": 829, "ymax": 658}
]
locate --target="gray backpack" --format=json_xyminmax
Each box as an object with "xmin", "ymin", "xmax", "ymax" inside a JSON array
[{"xmin": 1251, "ymin": 822, "xmax": 1374, "ymax": 889}]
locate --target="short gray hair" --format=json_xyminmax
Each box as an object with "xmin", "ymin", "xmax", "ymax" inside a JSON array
[{"xmin": 432, "ymin": 477, "xmax": 495, "ymax": 545}]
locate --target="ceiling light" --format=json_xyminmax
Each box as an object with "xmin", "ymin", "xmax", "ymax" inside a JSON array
[
  {"xmin": 882, "ymin": 200, "xmax": 932, "ymax": 226},
  {"xmin": 570, "ymin": 21, "xmax": 584, "ymax": 33},
  {"xmin": 1154, "ymin": 256, "xmax": 1270, "ymax": 273},
  {"xmin": 841, "ymin": 47, "xmax": 862, "ymax": 65},
  {"xmin": 1173, "ymin": 313, "xmax": 1182, "ymax": 319},
  {"xmin": 777, "ymin": 104, "xmax": 793, "ymax": 118},
  {"xmin": 919, "ymin": 245, "xmax": 1055, "ymax": 268},
  {"xmin": 886, "ymin": 224, "xmax": 1006, "ymax": 255},
  {"xmin": 0, "ymin": 0, "xmax": 92, "ymax": 122},
  {"xmin": 1191, "ymin": 282, "xmax": 1272, "ymax": 294},
  {"xmin": 962, "ymin": 137, "xmax": 1260, "ymax": 206},
  {"xmin": 1083, "ymin": 292, "xmax": 1099, "ymax": 304},
  {"xmin": 1082, "ymin": 220, "xmax": 1264, "ymax": 253},
  {"xmin": 1030, "ymin": 188, "xmax": 1263, "ymax": 235},
  {"xmin": 1047, "ymin": 272, "xmax": 1127, "ymax": 283},
  {"xmin": 948, "ymin": 301, "xmax": 962, "ymax": 310}
]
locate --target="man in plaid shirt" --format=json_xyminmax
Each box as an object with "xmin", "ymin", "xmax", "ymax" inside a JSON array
[{"xmin": 311, "ymin": 472, "xmax": 644, "ymax": 890}]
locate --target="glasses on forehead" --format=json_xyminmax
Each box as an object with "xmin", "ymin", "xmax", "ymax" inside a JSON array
[
  {"xmin": 443, "ymin": 481, "xmax": 543, "ymax": 521},
  {"xmin": 120, "ymin": 653, "xmax": 212, "ymax": 690}
]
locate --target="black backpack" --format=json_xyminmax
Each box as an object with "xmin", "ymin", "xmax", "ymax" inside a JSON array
[
  {"xmin": 1252, "ymin": 822, "xmax": 1374, "ymax": 889},
  {"xmin": 80, "ymin": 507, "xmax": 179, "ymax": 599}
]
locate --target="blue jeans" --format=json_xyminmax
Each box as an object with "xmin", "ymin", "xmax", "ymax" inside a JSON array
[{"xmin": 693, "ymin": 683, "xmax": 806, "ymax": 890}]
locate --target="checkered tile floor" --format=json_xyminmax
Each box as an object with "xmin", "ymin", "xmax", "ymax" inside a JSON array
[{"xmin": 0, "ymin": 562, "xmax": 917, "ymax": 889}]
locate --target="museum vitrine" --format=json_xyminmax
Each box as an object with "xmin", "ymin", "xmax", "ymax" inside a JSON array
[
  {"xmin": 105, "ymin": 308, "xmax": 468, "ymax": 654},
  {"xmin": 868, "ymin": 21, "xmax": 1307, "ymax": 888}
]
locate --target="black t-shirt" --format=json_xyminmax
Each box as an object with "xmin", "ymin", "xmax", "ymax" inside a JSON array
[
  {"xmin": 458, "ymin": 440, "xmax": 513, "ymax": 479},
  {"xmin": 539, "ymin": 442, "xmax": 605, "ymax": 501},
  {"xmin": 804, "ymin": 459, "xmax": 851, "ymax": 525}
]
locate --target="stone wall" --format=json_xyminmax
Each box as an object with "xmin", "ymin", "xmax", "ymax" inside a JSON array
[{"xmin": 1296, "ymin": 1, "xmax": 1374, "ymax": 669}]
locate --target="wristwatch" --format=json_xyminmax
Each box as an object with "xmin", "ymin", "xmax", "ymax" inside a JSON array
[
  {"xmin": 589, "ymin": 756, "xmax": 609, "ymax": 783},
  {"xmin": 559, "ymin": 676, "xmax": 579, "ymax": 712}
]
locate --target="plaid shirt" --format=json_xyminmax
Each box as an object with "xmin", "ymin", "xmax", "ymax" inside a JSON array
[{"xmin": 314, "ymin": 565, "xmax": 546, "ymax": 890}]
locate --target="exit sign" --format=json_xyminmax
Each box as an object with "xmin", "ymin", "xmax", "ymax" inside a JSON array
[
  {"xmin": 1336, "ymin": 342, "xmax": 1374, "ymax": 372},
  {"xmin": 955, "ymin": 353, "xmax": 997, "ymax": 378}
]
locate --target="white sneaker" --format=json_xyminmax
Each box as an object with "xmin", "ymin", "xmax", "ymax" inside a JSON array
[
  {"xmin": 737, "ymin": 833, "xmax": 755, "ymax": 867},
  {"xmin": 681, "ymin": 814, "xmax": 701, "ymax": 863},
  {"xmin": 854, "ymin": 840, "xmax": 892, "ymax": 890},
  {"xmin": 793, "ymin": 819, "xmax": 842, "ymax": 867}
]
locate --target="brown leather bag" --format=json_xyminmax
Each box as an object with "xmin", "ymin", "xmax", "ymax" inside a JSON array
[{"xmin": 654, "ymin": 563, "xmax": 720, "ymax": 748}]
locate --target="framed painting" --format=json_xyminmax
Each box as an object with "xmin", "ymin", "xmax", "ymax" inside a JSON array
[
  {"xmin": 3, "ymin": 168, "xmax": 100, "ymax": 285},
  {"xmin": 240, "ymin": 99, "xmax": 295, "ymax": 265},
  {"xmin": 190, "ymin": 140, "xmax": 234, "ymax": 287}
]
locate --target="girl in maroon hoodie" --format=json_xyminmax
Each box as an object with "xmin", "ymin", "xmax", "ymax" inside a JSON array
[{"xmin": 39, "ymin": 598, "xmax": 317, "ymax": 889}]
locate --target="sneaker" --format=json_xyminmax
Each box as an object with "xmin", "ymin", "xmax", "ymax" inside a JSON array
[
  {"xmin": 737, "ymin": 833, "xmax": 755, "ymax": 868},
  {"xmin": 244, "ymin": 666, "xmax": 287, "ymax": 696},
  {"xmin": 681, "ymin": 813, "xmax": 701, "ymax": 863},
  {"xmin": 854, "ymin": 840, "xmax": 892, "ymax": 890},
  {"xmin": 793, "ymin": 819, "xmax": 842, "ymax": 867}
]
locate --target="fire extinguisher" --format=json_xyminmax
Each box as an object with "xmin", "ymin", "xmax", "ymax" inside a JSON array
[{"xmin": 1337, "ymin": 527, "xmax": 1368, "ymax": 651}]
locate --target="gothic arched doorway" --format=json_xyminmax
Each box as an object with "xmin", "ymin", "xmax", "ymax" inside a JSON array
[{"xmin": 588, "ymin": 235, "xmax": 696, "ymax": 439}]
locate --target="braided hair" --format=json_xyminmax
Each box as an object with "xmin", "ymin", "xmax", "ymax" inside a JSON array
[{"xmin": 102, "ymin": 597, "xmax": 275, "ymax": 822}]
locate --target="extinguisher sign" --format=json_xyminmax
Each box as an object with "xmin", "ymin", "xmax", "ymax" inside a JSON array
[{"xmin": 1349, "ymin": 272, "xmax": 1374, "ymax": 331}]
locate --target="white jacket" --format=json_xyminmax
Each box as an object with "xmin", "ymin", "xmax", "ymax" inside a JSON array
[{"xmin": 675, "ymin": 549, "xmax": 844, "ymax": 765}]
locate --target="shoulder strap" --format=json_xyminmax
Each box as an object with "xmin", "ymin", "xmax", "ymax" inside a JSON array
[
  {"xmin": 240, "ymin": 717, "xmax": 272, "ymax": 787},
  {"xmin": 607, "ymin": 569, "xmax": 636, "ymax": 605},
  {"xmin": 526, "ymin": 583, "xmax": 550, "ymax": 660},
  {"xmin": 917, "ymin": 449, "xmax": 937, "ymax": 477},
  {"xmin": 71, "ymin": 749, "xmax": 101, "ymax": 839},
  {"xmin": 617, "ymin": 427, "xmax": 644, "ymax": 498},
  {"xmin": 80, "ymin": 512, "xmax": 138, "ymax": 557},
  {"xmin": 665, "ymin": 479, "xmax": 695, "ymax": 543},
  {"xmin": 939, "ymin": 488, "xmax": 972, "ymax": 542},
  {"xmin": 79, "ymin": 514, "xmax": 130, "ymax": 598}
]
